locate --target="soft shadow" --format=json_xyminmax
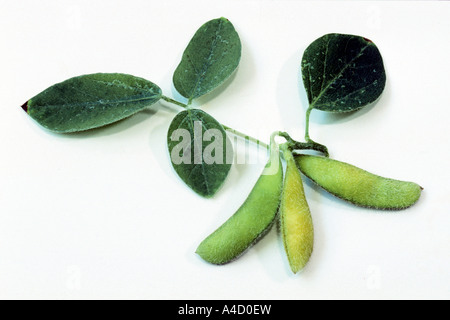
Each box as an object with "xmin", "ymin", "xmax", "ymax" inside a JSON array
[
  {"xmin": 276, "ymin": 49, "xmax": 307, "ymax": 131},
  {"xmin": 170, "ymin": 86, "xmax": 189, "ymax": 107}
]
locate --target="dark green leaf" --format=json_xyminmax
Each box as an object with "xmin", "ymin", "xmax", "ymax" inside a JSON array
[
  {"xmin": 301, "ymin": 33, "xmax": 386, "ymax": 112},
  {"xmin": 167, "ymin": 109, "xmax": 233, "ymax": 198},
  {"xmin": 173, "ymin": 17, "xmax": 241, "ymax": 101},
  {"xmin": 24, "ymin": 73, "xmax": 162, "ymax": 133}
]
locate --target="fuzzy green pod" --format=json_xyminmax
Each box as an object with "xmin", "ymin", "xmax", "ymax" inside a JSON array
[
  {"xmin": 196, "ymin": 142, "xmax": 283, "ymax": 265},
  {"xmin": 295, "ymin": 155, "xmax": 422, "ymax": 210},
  {"xmin": 280, "ymin": 148, "xmax": 314, "ymax": 273}
]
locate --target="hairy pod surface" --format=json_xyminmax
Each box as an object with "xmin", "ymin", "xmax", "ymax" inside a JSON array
[
  {"xmin": 280, "ymin": 150, "xmax": 314, "ymax": 273},
  {"xmin": 295, "ymin": 155, "xmax": 422, "ymax": 210},
  {"xmin": 196, "ymin": 146, "xmax": 283, "ymax": 265}
]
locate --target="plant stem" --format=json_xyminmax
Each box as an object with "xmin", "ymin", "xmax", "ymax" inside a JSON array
[
  {"xmin": 222, "ymin": 124, "xmax": 270, "ymax": 150},
  {"xmin": 279, "ymin": 131, "xmax": 329, "ymax": 157},
  {"xmin": 161, "ymin": 95, "xmax": 188, "ymax": 109},
  {"xmin": 161, "ymin": 94, "xmax": 270, "ymax": 150},
  {"xmin": 304, "ymin": 106, "xmax": 314, "ymax": 142},
  {"xmin": 160, "ymin": 94, "xmax": 327, "ymax": 156},
  {"xmin": 279, "ymin": 142, "xmax": 294, "ymax": 162}
]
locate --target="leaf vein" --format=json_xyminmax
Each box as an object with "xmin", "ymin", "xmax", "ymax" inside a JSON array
[{"xmin": 310, "ymin": 43, "xmax": 371, "ymax": 108}]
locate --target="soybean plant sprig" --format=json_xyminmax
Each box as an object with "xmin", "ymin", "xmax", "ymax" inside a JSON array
[
  {"xmin": 20, "ymin": 17, "xmax": 423, "ymax": 275},
  {"xmin": 21, "ymin": 16, "xmax": 334, "ymax": 199}
]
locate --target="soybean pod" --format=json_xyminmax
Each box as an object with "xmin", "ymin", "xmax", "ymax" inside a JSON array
[
  {"xmin": 280, "ymin": 145, "xmax": 314, "ymax": 273},
  {"xmin": 196, "ymin": 135, "xmax": 283, "ymax": 265},
  {"xmin": 295, "ymin": 155, "xmax": 422, "ymax": 210}
]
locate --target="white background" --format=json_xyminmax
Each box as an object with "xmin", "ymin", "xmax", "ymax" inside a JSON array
[{"xmin": 1, "ymin": 0, "xmax": 449, "ymax": 300}]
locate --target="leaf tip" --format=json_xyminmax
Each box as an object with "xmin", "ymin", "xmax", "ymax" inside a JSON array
[{"xmin": 21, "ymin": 101, "xmax": 29, "ymax": 113}]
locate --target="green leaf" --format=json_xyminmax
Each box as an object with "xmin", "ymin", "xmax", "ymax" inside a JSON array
[
  {"xmin": 301, "ymin": 33, "xmax": 386, "ymax": 113},
  {"xmin": 167, "ymin": 109, "xmax": 233, "ymax": 198},
  {"xmin": 23, "ymin": 73, "xmax": 162, "ymax": 133},
  {"xmin": 173, "ymin": 17, "xmax": 241, "ymax": 101}
]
